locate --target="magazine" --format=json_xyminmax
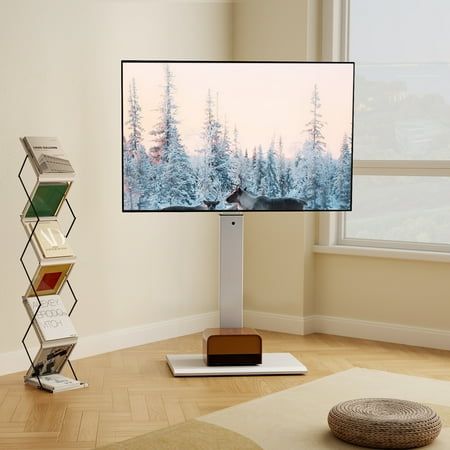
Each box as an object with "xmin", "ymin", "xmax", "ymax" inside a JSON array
[
  {"xmin": 23, "ymin": 295, "xmax": 78, "ymax": 343},
  {"xmin": 25, "ymin": 262, "xmax": 74, "ymax": 298},
  {"xmin": 22, "ymin": 182, "xmax": 71, "ymax": 219},
  {"xmin": 25, "ymin": 374, "xmax": 87, "ymax": 393},
  {"xmin": 25, "ymin": 343, "xmax": 76, "ymax": 378},
  {"xmin": 24, "ymin": 220, "xmax": 74, "ymax": 259},
  {"xmin": 22, "ymin": 136, "xmax": 74, "ymax": 176}
]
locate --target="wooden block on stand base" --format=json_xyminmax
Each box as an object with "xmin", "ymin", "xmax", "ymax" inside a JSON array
[{"xmin": 203, "ymin": 328, "xmax": 262, "ymax": 366}]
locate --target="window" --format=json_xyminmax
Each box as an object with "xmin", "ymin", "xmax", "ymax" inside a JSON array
[{"xmin": 324, "ymin": 0, "xmax": 450, "ymax": 256}]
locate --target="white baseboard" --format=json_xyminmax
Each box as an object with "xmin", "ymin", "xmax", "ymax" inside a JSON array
[
  {"xmin": 244, "ymin": 309, "xmax": 306, "ymax": 335},
  {"xmin": 0, "ymin": 311, "xmax": 219, "ymax": 377},
  {"xmin": 310, "ymin": 315, "xmax": 450, "ymax": 351},
  {"xmin": 302, "ymin": 315, "xmax": 317, "ymax": 335},
  {"xmin": 245, "ymin": 310, "xmax": 450, "ymax": 352},
  {"xmin": 2, "ymin": 310, "xmax": 448, "ymax": 376}
]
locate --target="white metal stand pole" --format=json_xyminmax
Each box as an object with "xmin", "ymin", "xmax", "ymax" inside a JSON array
[{"xmin": 219, "ymin": 214, "xmax": 244, "ymax": 328}]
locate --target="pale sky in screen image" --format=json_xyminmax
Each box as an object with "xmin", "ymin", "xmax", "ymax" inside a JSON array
[{"xmin": 123, "ymin": 62, "xmax": 353, "ymax": 159}]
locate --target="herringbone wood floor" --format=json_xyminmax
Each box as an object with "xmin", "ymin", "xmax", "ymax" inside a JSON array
[{"xmin": 0, "ymin": 331, "xmax": 449, "ymax": 449}]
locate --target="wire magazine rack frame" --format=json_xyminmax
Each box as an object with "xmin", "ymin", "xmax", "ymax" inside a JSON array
[{"xmin": 18, "ymin": 155, "xmax": 79, "ymax": 391}]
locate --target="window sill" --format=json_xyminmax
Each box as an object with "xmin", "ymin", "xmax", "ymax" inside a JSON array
[{"xmin": 313, "ymin": 244, "xmax": 450, "ymax": 263}]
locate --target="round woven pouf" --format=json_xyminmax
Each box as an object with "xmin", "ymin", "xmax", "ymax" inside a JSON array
[{"xmin": 328, "ymin": 398, "xmax": 442, "ymax": 449}]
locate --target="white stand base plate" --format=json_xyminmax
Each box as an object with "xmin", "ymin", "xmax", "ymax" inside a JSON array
[{"xmin": 166, "ymin": 353, "xmax": 308, "ymax": 377}]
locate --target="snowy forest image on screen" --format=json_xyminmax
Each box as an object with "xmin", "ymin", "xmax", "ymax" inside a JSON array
[{"xmin": 122, "ymin": 62, "xmax": 354, "ymax": 211}]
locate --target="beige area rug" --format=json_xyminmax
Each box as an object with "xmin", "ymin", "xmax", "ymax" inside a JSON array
[{"xmin": 99, "ymin": 368, "xmax": 450, "ymax": 449}]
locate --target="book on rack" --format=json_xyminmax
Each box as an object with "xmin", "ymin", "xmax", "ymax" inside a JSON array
[
  {"xmin": 25, "ymin": 374, "xmax": 87, "ymax": 393},
  {"xmin": 23, "ymin": 295, "xmax": 78, "ymax": 343},
  {"xmin": 24, "ymin": 342, "xmax": 76, "ymax": 379},
  {"xmin": 25, "ymin": 262, "xmax": 74, "ymax": 297},
  {"xmin": 24, "ymin": 220, "xmax": 74, "ymax": 259},
  {"xmin": 22, "ymin": 181, "xmax": 71, "ymax": 219},
  {"xmin": 21, "ymin": 136, "xmax": 74, "ymax": 178}
]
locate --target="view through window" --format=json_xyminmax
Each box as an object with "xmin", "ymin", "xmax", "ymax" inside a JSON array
[{"xmin": 343, "ymin": 0, "xmax": 450, "ymax": 250}]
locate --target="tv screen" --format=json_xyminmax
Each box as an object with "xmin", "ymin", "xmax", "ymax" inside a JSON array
[{"xmin": 122, "ymin": 61, "xmax": 354, "ymax": 212}]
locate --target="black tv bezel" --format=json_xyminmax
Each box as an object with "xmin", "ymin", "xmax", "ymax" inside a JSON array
[{"xmin": 121, "ymin": 60, "xmax": 355, "ymax": 213}]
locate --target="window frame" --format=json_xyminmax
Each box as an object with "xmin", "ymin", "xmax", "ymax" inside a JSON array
[{"xmin": 317, "ymin": 0, "xmax": 450, "ymax": 259}]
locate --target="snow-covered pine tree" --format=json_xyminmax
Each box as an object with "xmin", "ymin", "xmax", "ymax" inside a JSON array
[
  {"xmin": 151, "ymin": 64, "xmax": 196, "ymax": 207},
  {"xmin": 135, "ymin": 144, "xmax": 154, "ymax": 209},
  {"xmin": 262, "ymin": 140, "xmax": 280, "ymax": 197},
  {"xmin": 149, "ymin": 64, "xmax": 174, "ymax": 165},
  {"xmin": 249, "ymin": 147, "xmax": 258, "ymax": 192},
  {"xmin": 254, "ymin": 145, "xmax": 266, "ymax": 194},
  {"xmin": 161, "ymin": 129, "xmax": 196, "ymax": 206},
  {"xmin": 240, "ymin": 148, "xmax": 254, "ymax": 191},
  {"xmin": 197, "ymin": 90, "xmax": 218, "ymax": 201},
  {"xmin": 295, "ymin": 140, "xmax": 314, "ymax": 203},
  {"xmin": 332, "ymin": 134, "xmax": 352, "ymax": 209},
  {"xmin": 125, "ymin": 78, "xmax": 153, "ymax": 209},
  {"xmin": 123, "ymin": 137, "xmax": 137, "ymax": 210},
  {"xmin": 197, "ymin": 90, "xmax": 231, "ymax": 203},
  {"xmin": 196, "ymin": 148, "xmax": 215, "ymax": 203},
  {"xmin": 284, "ymin": 161, "xmax": 294, "ymax": 196},
  {"xmin": 127, "ymin": 78, "xmax": 144, "ymax": 155},
  {"xmin": 306, "ymin": 84, "xmax": 326, "ymax": 150},
  {"xmin": 277, "ymin": 137, "xmax": 289, "ymax": 196},
  {"xmin": 229, "ymin": 125, "xmax": 243, "ymax": 189},
  {"xmin": 297, "ymin": 84, "xmax": 328, "ymax": 209},
  {"xmin": 216, "ymin": 120, "xmax": 233, "ymax": 196},
  {"xmin": 322, "ymin": 151, "xmax": 337, "ymax": 209}
]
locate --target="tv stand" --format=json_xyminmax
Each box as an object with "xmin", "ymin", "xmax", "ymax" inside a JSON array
[{"xmin": 166, "ymin": 214, "xmax": 308, "ymax": 376}]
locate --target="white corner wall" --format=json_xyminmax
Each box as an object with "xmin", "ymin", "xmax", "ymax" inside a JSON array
[
  {"xmin": 0, "ymin": 0, "xmax": 232, "ymax": 368},
  {"xmin": 314, "ymin": 254, "xmax": 450, "ymax": 338},
  {"xmin": 232, "ymin": 0, "xmax": 310, "ymax": 60},
  {"xmin": 232, "ymin": 0, "xmax": 316, "ymax": 328}
]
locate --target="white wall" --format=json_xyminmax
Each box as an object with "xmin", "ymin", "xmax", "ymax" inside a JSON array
[
  {"xmin": 0, "ymin": 0, "xmax": 232, "ymax": 357},
  {"xmin": 232, "ymin": 0, "xmax": 316, "ymax": 324},
  {"xmin": 315, "ymin": 254, "xmax": 450, "ymax": 331},
  {"xmin": 232, "ymin": 0, "xmax": 310, "ymax": 60}
]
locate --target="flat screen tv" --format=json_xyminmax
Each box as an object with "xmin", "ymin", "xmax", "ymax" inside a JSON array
[{"xmin": 122, "ymin": 61, "xmax": 354, "ymax": 212}]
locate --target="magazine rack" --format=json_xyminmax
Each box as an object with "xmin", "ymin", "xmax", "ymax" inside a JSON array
[{"xmin": 18, "ymin": 137, "xmax": 87, "ymax": 392}]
